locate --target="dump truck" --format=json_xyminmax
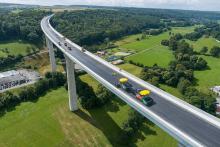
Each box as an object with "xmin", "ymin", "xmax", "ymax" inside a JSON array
[
  {"xmin": 68, "ymin": 46, "xmax": 72, "ymax": 50},
  {"xmin": 115, "ymin": 78, "xmax": 135, "ymax": 94},
  {"xmin": 135, "ymin": 89, "xmax": 153, "ymax": 106}
]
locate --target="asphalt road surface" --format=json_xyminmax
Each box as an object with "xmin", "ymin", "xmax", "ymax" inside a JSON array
[{"xmin": 42, "ymin": 16, "xmax": 220, "ymax": 146}]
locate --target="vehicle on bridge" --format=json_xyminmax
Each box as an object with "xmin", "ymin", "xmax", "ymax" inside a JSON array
[
  {"xmin": 58, "ymin": 42, "xmax": 61, "ymax": 46},
  {"xmin": 81, "ymin": 47, "xmax": 86, "ymax": 52},
  {"xmin": 68, "ymin": 46, "xmax": 72, "ymax": 50},
  {"xmin": 64, "ymin": 42, "xmax": 67, "ymax": 46},
  {"xmin": 116, "ymin": 78, "xmax": 135, "ymax": 94},
  {"xmin": 136, "ymin": 89, "xmax": 153, "ymax": 106}
]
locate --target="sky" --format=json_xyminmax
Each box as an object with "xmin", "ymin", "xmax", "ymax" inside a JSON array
[{"xmin": 1, "ymin": 0, "xmax": 220, "ymax": 11}]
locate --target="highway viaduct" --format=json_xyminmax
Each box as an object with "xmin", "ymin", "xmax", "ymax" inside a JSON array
[{"xmin": 41, "ymin": 15, "xmax": 220, "ymax": 147}]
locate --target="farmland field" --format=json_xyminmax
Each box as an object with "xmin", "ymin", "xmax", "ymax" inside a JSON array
[
  {"xmin": 112, "ymin": 26, "xmax": 196, "ymax": 68},
  {"xmin": 195, "ymin": 55, "xmax": 220, "ymax": 93},
  {"xmin": 126, "ymin": 45, "xmax": 174, "ymax": 67},
  {"xmin": 0, "ymin": 40, "xmax": 38, "ymax": 57},
  {"xmin": 187, "ymin": 37, "xmax": 220, "ymax": 52}
]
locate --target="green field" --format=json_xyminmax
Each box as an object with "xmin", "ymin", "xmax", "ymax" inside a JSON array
[
  {"xmin": 195, "ymin": 55, "xmax": 220, "ymax": 92},
  {"xmin": 127, "ymin": 46, "xmax": 174, "ymax": 67},
  {"xmin": 187, "ymin": 37, "xmax": 220, "ymax": 52},
  {"xmin": 112, "ymin": 26, "xmax": 196, "ymax": 68},
  {"xmin": 115, "ymin": 26, "xmax": 196, "ymax": 50},
  {"xmin": 0, "ymin": 83, "xmax": 176, "ymax": 146},
  {"xmin": 0, "ymin": 59, "xmax": 176, "ymax": 146},
  {"xmin": 0, "ymin": 40, "xmax": 38, "ymax": 57},
  {"xmin": 171, "ymin": 26, "xmax": 198, "ymax": 35}
]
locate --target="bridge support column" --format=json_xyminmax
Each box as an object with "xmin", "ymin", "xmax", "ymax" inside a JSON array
[
  {"xmin": 65, "ymin": 55, "xmax": 78, "ymax": 111},
  {"xmin": 46, "ymin": 37, "xmax": 57, "ymax": 72}
]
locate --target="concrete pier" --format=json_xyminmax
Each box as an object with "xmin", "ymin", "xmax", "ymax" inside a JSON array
[
  {"xmin": 65, "ymin": 55, "xmax": 78, "ymax": 111},
  {"xmin": 46, "ymin": 37, "xmax": 57, "ymax": 72}
]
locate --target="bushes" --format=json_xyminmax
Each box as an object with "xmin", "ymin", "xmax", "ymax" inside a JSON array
[
  {"xmin": 0, "ymin": 54, "xmax": 23, "ymax": 69},
  {"xmin": 161, "ymin": 39, "xmax": 169, "ymax": 46},
  {"xmin": 96, "ymin": 84, "xmax": 113, "ymax": 105},
  {"xmin": 210, "ymin": 46, "xmax": 220, "ymax": 57},
  {"xmin": 128, "ymin": 60, "xmax": 145, "ymax": 68},
  {"xmin": 199, "ymin": 47, "xmax": 208, "ymax": 55},
  {"xmin": 76, "ymin": 78, "xmax": 113, "ymax": 109},
  {"xmin": 0, "ymin": 72, "xmax": 66, "ymax": 111},
  {"xmin": 177, "ymin": 78, "xmax": 191, "ymax": 94},
  {"xmin": 75, "ymin": 77, "xmax": 99, "ymax": 109},
  {"xmin": 119, "ymin": 109, "xmax": 145, "ymax": 145},
  {"xmin": 184, "ymin": 87, "xmax": 216, "ymax": 114}
]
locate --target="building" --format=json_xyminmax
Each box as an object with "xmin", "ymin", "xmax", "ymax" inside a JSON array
[
  {"xmin": 216, "ymin": 98, "xmax": 220, "ymax": 115},
  {"xmin": 0, "ymin": 70, "xmax": 40, "ymax": 92},
  {"xmin": 96, "ymin": 51, "xmax": 107, "ymax": 56},
  {"xmin": 112, "ymin": 59, "xmax": 124, "ymax": 65}
]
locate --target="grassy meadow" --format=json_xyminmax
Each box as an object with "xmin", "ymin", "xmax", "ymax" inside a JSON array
[
  {"xmin": 0, "ymin": 72, "xmax": 176, "ymax": 147},
  {"xmin": 187, "ymin": 37, "xmax": 220, "ymax": 52},
  {"xmin": 0, "ymin": 40, "xmax": 38, "ymax": 57}
]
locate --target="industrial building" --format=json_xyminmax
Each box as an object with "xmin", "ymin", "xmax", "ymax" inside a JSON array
[{"xmin": 0, "ymin": 70, "xmax": 40, "ymax": 92}]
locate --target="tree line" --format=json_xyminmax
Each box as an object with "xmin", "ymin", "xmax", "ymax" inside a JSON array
[
  {"xmin": 0, "ymin": 54, "xmax": 23, "ymax": 70},
  {"xmin": 52, "ymin": 9, "xmax": 177, "ymax": 51}
]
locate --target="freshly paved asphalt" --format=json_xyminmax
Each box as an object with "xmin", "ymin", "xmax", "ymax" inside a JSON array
[{"xmin": 42, "ymin": 16, "xmax": 220, "ymax": 146}]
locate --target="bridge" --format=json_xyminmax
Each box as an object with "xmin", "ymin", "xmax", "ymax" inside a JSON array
[{"xmin": 41, "ymin": 15, "xmax": 220, "ymax": 147}]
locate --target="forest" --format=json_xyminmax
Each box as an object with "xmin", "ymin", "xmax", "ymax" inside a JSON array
[
  {"xmin": 51, "ymin": 8, "xmax": 220, "ymax": 52},
  {"xmin": 51, "ymin": 9, "xmax": 162, "ymax": 47},
  {"xmin": 0, "ymin": 9, "xmax": 49, "ymax": 45}
]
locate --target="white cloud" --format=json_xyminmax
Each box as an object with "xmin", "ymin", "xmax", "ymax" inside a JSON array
[{"xmin": 0, "ymin": 0, "xmax": 219, "ymax": 11}]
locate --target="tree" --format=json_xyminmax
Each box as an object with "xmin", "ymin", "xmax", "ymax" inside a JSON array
[
  {"xmin": 210, "ymin": 46, "xmax": 220, "ymax": 57},
  {"xmin": 27, "ymin": 31, "xmax": 39, "ymax": 43},
  {"xmin": 177, "ymin": 78, "xmax": 191, "ymax": 94},
  {"xmin": 150, "ymin": 76, "xmax": 160, "ymax": 87},
  {"xmin": 161, "ymin": 39, "xmax": 169, "ymax": 46},
  {"xmin": 31, "ymin": 46, "xmax": 37, "ymax": 53},
  {"xmin": 26, "ymin": 46, "xmax": 31, "ymax": 55},
  {"xmin": 199, "ymin": 46, "xmax": 208, "ymax": 54},
  {"xmin": 194, "ymin": 57, "xmax": 208, "ymax": 70},
  {"xmin": 169, "ymin": 39, "xmax": 178, "ymax": 51},
  {"xmin": 96, "ymin": 84, "xmax": 113, "ymax": 105},
  {"xmin": 190, "ymin": 96, "xmax": 202, "ymax": 108}
]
